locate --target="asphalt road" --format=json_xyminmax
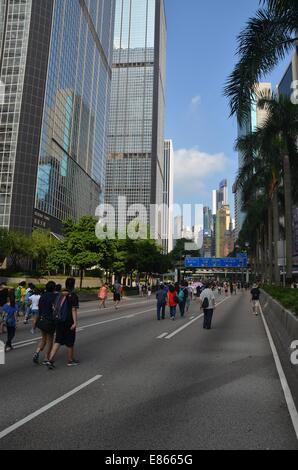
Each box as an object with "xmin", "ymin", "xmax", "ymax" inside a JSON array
[{"xmin": 0, "ymin": 291, "xmax": 297, "ymax": 450}]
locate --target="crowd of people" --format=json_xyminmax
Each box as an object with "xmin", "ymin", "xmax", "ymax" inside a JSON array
[
  {"xmin": 154, "ymin": 279, "xmax": 262, "ymax": 328},
  {"xmin": 0, "ymin": 279, "xmax": 79, "ymax": 369},
  {"xmin": 0, "ymin": 276, "xmax": 263, "ymax": 365}
]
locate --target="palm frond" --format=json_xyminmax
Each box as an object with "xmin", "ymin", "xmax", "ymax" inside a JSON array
[{"xmin": 224, "ymin": 6, "xmax": 297, "ymax": 124}]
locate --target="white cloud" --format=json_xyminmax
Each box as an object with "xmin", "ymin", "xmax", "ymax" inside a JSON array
[
  {"xmin": 174, "ymin": 148, "xmax": 233, "ymax": 204},
  {"xmin": 191, "ymin": 95, "xmax": 201, "ymax": 107}
]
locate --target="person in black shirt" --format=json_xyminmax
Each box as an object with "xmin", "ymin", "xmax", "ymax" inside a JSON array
[
  {"xmin": 250, "ymin": 284, "xmax": 261, "ymax": 316},
  {"xmin": 47, "ymin": 278, "xmax": 79, "ymax": 369},
  {"xmin": 33, "ymin": 281, "xmax": 57, "ymax": 365}
]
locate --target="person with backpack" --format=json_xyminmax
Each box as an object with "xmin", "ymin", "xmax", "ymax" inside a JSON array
[
  {"xmin": 156, "ymin": 284, "xmax": 167, "ymax": 320},
  {"xmin": 46, "ymin": 278, "xmax": 79, "ymax": 369},
  {"xmin": 3, "ymin": 295, "xmax": 18, "ymax": 352},
  {"xmin": 33, "ymin": 281, "xmax": 57, "ymax": 365},
  {"xmin": 167, "ymin": 285, "xmax": 179, "ymax": 321},
  {"xmin": 200, "ymin": 282, "xmax": 216, "ymax": 330},
  {"xmin": 178, "ymin": 281, "xmax": 189, "ymax": 318}
]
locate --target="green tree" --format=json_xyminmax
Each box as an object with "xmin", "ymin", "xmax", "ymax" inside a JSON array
[
  {"xmin": 30, "ymin": 230, "xmax": 57, "ymax": 274},
  {"xmin": 0, "ymin": 228, "xmax": 11, "ymax": 264},
  {"xmin": 225, "ymin": 0, "xmax": 298, "ymax": 122}
]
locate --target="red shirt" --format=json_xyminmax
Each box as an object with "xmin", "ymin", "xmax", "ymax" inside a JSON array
[{"xmin": 167, "ymin": 291, "xmax": 178, "ymax": 307}]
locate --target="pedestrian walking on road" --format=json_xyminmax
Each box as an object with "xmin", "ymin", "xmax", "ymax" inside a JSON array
[
  {"xmin": 167, "ymin": 285, "xmax": 178, "ymax": 320},
  {"xmin": 156, "ymin": 284, "xmax": 167, "ymax": 320},
  {"xmin": 46, "ymin": 278, "xmax": 79, "ymax": 369},
  {"xmin": 251, "ymin": 283, "xmax": 261, "ymax": 316},
  {"xmin": 98, "ymin": 283, "xmax": 108, "ymax": 309},
  {"xmin": 0, "ymin": 283, "xmax": 9, "ymax": 335},
  {"xmin": 178, "ymin": 282, "xmax": 188, "ymax": 318},
  {"xmin": 3, "ymin": 295, "xmax": 17, "ymax": 352},
  {"xmin": 33, "ymin": 281, "xmax": 57, "ymax": 365},
  {"xmin": 113, "ymin": 280, "xmax": 122, "ymax": 309},
  {"xmin": 200, "ymin": 282, "xmax": 216, "ymax": 330},
  {"xmin": 29, "ymin": 288, "xmax": 41, "ymax": 334}
]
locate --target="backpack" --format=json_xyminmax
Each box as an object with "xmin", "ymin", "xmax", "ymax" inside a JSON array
[
  {"xmin": 53, "ymin": 294, "xmax": 70, "ymax": 323},
  {"xmin": 178, "ymin": 289, "xmax": 185, "ymax": 302},
  {"xmin": 202, "ymin": 297, "xmax": 209, "ymax": 309}
]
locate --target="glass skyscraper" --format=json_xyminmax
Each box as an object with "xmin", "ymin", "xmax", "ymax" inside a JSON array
[
  {"xmin": 0, "ymin": 0, "xmax": 115, "ymax": 234},
  {"xmin": 105, "ymin": 0, "xmax": 166, "ymax": 239}
]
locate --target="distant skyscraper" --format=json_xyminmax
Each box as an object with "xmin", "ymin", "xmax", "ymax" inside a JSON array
[
  {"xmin": 0, "ymin": 0, "xmax": 115, "ymax": 234},
  {"xmin": 105, "ymin": 0, "xmax": 167, "ymax": 239},
  {"xmin": 174, "ymin": 216, "xmax": 183, "ymax": 244},
  {"xmin": 216, "ymin": 205, "xmax": 232, "ymax": 258},
  {"xmin": 203, "ymin": 206, "xmax": 212, "ymax": 236},
  {"xmin": 234, "ymin": 82, "xmax": 272, "ymax": 241},
  {"xmin": 163, "ymin": 140, "xmax": 174, "ymax": 253}
]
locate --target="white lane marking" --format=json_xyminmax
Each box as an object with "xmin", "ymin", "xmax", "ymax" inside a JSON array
[
  {"xmin": 79, "ymin": 299, "xmax": 155, "ymax": 315},
  {"xmin": 165, "ymin": 297, "xmax": 230, "ymax": 340},
  {"xmin": 14, "ymin": 337, "xmax": 42, "ymax": 346},
  {"xmin": 260, "ymin": 306, "xmax": 298, "ymax": 441},
  {"xmin": 13, "ymin": 307, "xmax": 155, "ymax": 348},
  {"xmin": 14, "ymin": 342, "xmax": 36, "ymax": 350},
  {"xmin": 80, "ymin": 308, "xmax": 155, "ymax": 330},
  {"xmin": 0, "ymin": 375, "xmax": 102, "ymax": 441},
  {"xmin": 157, "ymin": 333, "xmax": 169, "ymax": 339}
]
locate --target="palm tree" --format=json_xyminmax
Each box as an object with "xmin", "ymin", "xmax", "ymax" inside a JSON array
[
  {"xmin": 235, "ymin": 129, "xmax": 283, "ymax": 284},
  {"xmin": 258, "ymin": 94, "xmax": 298, "ymax": 281},
  {"xmin": 224, "ymin": 0, "xmax": 298, "ymax": 123}
]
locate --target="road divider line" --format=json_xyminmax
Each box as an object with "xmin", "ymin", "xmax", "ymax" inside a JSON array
[
  {"xmin": 260, "ymin": 306, "xmax": 298, "ymax": 441},
  {"xmin": 14, "ymin": 342, "xmax": 36, "ymax": 350},
  {"xmin": 0, "ymin": 375, "xmax": 103, "ymax": 441},
  {"xmin": 157, "ymin": 333, "xmax": 168, "ymax": 339},
  {"xmin": 13, "ymin": 308, "xmax": 156, "ymax": 349},
  {"xmin": 165, "ymin": 297, "xmax": 230, "ymax": 340},
  {"xmin": 81, "ymin": 308, "xmax": 155, "ymax": 330}
]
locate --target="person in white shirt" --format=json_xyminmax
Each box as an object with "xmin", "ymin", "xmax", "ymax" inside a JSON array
[
  {"xmin": 200, "ymin": 283, "xmax": 216, "ymax": 330},
  {"xmin": 29, "ymin": 289, "xmax": 41, "ymax": 334}
]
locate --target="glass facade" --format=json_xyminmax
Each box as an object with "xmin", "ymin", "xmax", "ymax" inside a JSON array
[
  {"xmin": 0, "ymin": 0, "xmax": 33, "ymax": 230},
  {"xmin": 0, "ymin": 0, "xmax": 115, "ymax": 233},
  {"xmin": 35, "ymin": 0, "xmax": 115, "ymax": 226},
  {"xmin": 105, "ymin": 0, "xmax": 166, "ymax": 238}
]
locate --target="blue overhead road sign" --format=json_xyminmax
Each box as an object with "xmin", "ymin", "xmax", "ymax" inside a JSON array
[{"xmin": 185, "ymin": 257, "xmax": 248, "ymax": 269}]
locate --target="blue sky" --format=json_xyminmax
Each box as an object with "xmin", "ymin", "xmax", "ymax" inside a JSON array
[{"xmin": 164, "ymin": 0, "xmax": 292, "ymax": 220}]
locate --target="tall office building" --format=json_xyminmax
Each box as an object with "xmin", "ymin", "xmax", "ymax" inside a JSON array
[
  {"xmin": 233, "ymin": 82, "xmax": 272, "ymax": 241},
  {"xmin": 216, "ymin": 205, "xmax": 232, "ymax": 258},
  {"xmin": 278, "ymin": 53, "xmax": 298, "ymax": 266},
  {"xmin": 0, "ymin": 0, "xmax": 115, "ymax": 234},
  {"xmin": 163, "ymin": 139, "xmax": 174, "ymax": 253},
  {"xmin": 105, "ymin": 0, "xmax": 167, "ymax": 239}
]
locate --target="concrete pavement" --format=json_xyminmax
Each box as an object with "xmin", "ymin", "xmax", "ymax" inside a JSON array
[{"xmin": 0, "ymin": 292, "xmax": 297, "ymax": 450}]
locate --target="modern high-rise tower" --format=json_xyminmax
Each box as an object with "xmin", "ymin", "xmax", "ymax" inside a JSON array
[
  {"xmin": 0, "ymin": 0, "xmax": 115, "ymax": 234},
  {"xmin": 105, "ymin": 0, "xmax": 167, "ymax": 239},
  {"xmin": 163, "ymin": 139, "xmax": 174, "ymax": 253}
]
